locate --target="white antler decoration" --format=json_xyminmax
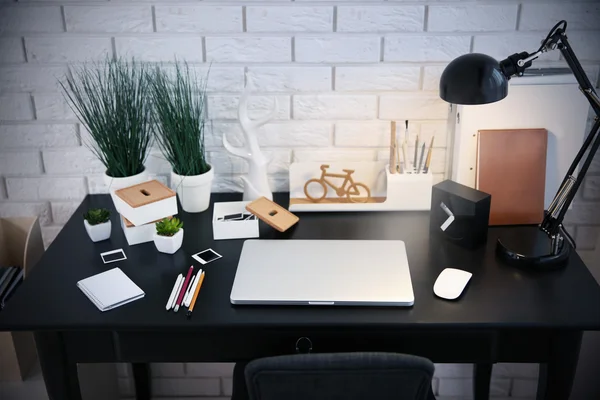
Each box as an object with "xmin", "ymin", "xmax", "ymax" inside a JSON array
[{"xmin": 223, "ymin": 73, "xmax": 275, "ymax": 201}]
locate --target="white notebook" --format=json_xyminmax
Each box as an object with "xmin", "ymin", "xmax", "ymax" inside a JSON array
[{"xmin": 77, "ymin": 267, "xmax": 144, "ymax": 312}]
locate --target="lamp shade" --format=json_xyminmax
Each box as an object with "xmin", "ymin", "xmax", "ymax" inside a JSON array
[{"xmin": 439, "ymin": 53, "xmax": 509, "ymax": 105}]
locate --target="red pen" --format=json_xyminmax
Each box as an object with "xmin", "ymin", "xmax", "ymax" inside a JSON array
[{"xmin": 174, "ymin": 266, "xmax": 193, "ymax": 313}]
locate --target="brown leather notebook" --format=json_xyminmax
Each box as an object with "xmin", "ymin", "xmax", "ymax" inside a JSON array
[{"xmin": 476, "ymin": 129, "xmax": 548, "ymax": 226}]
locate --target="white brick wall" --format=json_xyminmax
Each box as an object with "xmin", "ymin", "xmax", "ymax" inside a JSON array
[
  {"xmin": 246, "ymin": 6, "xmax": 333, "ymax": 33},
  {"xmin": 156, "ymin": 6, "xmax": 242, "ymax": 34},
  {"xmin": 65, "ymin": 6, "xmax": 154, "ymax": 34},
  {"xmin": 1, "ymin": 1, "xmax": 599, "ymax": 399}
]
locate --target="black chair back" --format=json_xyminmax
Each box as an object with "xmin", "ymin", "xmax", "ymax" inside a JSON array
[{"xmin": 243, "ymin": 352, "xmax": 435, "ymax": 400}]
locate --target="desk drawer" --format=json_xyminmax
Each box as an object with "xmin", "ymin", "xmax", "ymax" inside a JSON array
[{"xmin": 116, "ymin": 329, "xmax": 494, "ymax": 363}]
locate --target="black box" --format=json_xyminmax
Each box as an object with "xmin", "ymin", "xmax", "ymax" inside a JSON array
[{"xmin": 430, "ymin": 180, "xmax": 491, "ymax": 249}]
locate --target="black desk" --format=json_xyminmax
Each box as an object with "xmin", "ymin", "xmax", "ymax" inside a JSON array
[{"xmin": 1, "ymin": 193, "xmax": 599, "ymax": 400}]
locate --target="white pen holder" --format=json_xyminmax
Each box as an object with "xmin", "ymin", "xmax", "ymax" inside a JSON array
[
  {"xmin": 213, "ymin": 201, "xmax": 259, "ymax": 240},
  {"xmin": 289, "ymin": 162, "xmax": 432, "ymax": 212}
]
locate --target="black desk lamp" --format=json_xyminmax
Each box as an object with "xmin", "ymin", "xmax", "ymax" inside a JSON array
[{"xmin": 439, "ymin": 20, "xmax": 600, "ymax": 270}]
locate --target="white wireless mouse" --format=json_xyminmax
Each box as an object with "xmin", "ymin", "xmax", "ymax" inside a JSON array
[{"xmin": 433, "ymin": 268, "xmax": 473, "ymax": 300}]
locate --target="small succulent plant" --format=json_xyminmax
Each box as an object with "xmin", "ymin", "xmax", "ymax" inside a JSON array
[
  {"xmin": 83, "ymin": 208, "xmax": 111, "ymax": 226},
  {"xmin": 155, "ymin": 217, "xmax": 183, "ymax": 237}
]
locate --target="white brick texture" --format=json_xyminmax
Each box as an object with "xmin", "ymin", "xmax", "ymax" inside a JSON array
[
  {"xmin": 162, "ymin": 65, "xmax": 244, "ymax": 93},
  {"xmin": 295, "ymin": 37, "xmax": 380, "ymax": 63},
  {"xmin": 209, "ymin": 121, "xmax": 332, "ymax": 148},
  {"xmin": 473, "ymin": 34, "xmax": 562, "ymax": 62},
  {"xmin": 156, "ymin": 6, "xmax": 242, "ymax": 33},
  {"xmin": 0, "ymin": 202, "xmax": 51, "ymax": 226},
  {"xmin": 0, "ymin": 6, "xmax": 63, "ymax": 34},
  {"xmin": 428, "ymin": 5, "xmax": 518, "ymax": 32},
  {"xmin": 206, "ymin": 37, "xmax": 291, "ymax": 63},
  {"xmin": 0, "ymin": 95, "xmax": 34, "ymax": 121},
  {"xmin": 34, "ymin": 95, "xmax": 76, "ymax": 121},
  {"xmin": 379, "ymin": 94, "xmax": 449, "ymax": 120},
  {"xmin": 0, "ymin": 2, "xmax": 598, "ymax": 399},
  {"xmin": 337, "ymin": 6, "xmax": 424, "ymax": 33},
  {"xmin": 65, "ymin": 6, "xmax": 153, "ymax": 33},
  {"xmin": 520, "ymin": 3, "xmax": 600, "ymax": 31},
  {"xmin": 50, "ymin": 202, "xmax": 79, "ymax": 225},
  {"xmin": 26, "ymin": 37, "xmax": 112, "ymax": 63},
  {"xmin": 0, "ymin": 152, "xmax": 42, "ymax": 175},
  {"xmin": 248, "ymin": 66, "xmax": 331, "ymax": 92},
  {"xmin": 42, "ymin": 148, "xmax": 104, "ymax": 174},
  {"xmin": 207, "ymin": 95, "xmax": 290, "ymax": 120},
  {"xmin": 384, "ymin": 36, "xmax": 471, "ymax": 62},
  {"xmin": 6, "ymin": 177, "xmax": 87, "ymax": 201},
  {"xmin": 294, "ymin": 95, "xmax": 377, "ymax": 120},
  {"xmin": 116, "ymin": 37, "xmax": 204, "ymax": 62},
  {"xmin": 246, "ymin": 6, "xmax": 333, "ymax": 33},
  {"xmin": 0, "ymin": 38, "xmax": 26, "ymax": 63},
  {"xmin": 0, "ymin": 66, "xmax": 68, "ymax": 92},
  {"xmin": 336, "ymin": 66, "xmax": 420, "ymax": 91},
  {"xmin": 0, "ymin": 125, "xmax": 79, "ymax": 149}
]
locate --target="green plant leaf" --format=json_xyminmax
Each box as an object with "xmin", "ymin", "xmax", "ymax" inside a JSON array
[
  {"xmin": 149, "ymin": 61, "xmax": 210, "ymax": 177},
  {"xmin": 84, "ymin": 208, "xmax": 111, "ymax": 225},
  {"xmin": 60, "ymin": 58, "xmax": 153, "ymax": 178},
  {"xmin": 155, "ymin": 217, "xmax": 183, "ymax": 237}
]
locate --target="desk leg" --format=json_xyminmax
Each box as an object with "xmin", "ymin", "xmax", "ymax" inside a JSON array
[
  {"xmin": 536, "ymin": 331, "xmax": 582, "ymax": 400},
  {"xmin": 132, "ymin": 363, "xmax": 151, "ymax": 400},
  {"xmin": 34, "ymin": 331, "xmax": 82, "ymax": 400},
  {"xmin": 473, "ymin": 363, "xmax": 492, "ymax": 400}
]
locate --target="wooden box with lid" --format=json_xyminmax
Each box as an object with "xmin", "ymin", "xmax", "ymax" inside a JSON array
[{"xmin": 114, "ymin": 180, "xmax": 177, "ymax": 226}]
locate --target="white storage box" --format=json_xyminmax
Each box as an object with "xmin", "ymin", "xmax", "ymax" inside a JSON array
[
  {"xmin": 213, "ymin": 201, "xmax": 259, "ymax": 240},
  {"xmin": 114, "ymin": 180, "xmax": 177, "ymax": 226},
  {"xmin": 120, "ymin": 215, "xmax": 171, "ymax": 246}
]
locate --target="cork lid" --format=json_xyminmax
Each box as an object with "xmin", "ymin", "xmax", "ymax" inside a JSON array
[
  {"xmin": 115, "ymin": 180, "xmax": 176, "ymax": 208},
  {"xmin": 246, "ymin": 197, "xmax": 299, "ymax": 232},
  {"xmin": 122, "ymin": 215, "xmax": 172, "ymax": 228}
]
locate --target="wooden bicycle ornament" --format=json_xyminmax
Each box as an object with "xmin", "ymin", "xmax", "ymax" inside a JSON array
[{"xmin": 303, "ymin": 164, "xmax": 371, "ymax": 203}]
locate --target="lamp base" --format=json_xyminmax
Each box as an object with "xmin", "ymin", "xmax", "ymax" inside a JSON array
[{"xmin": 495, "ymin": 226, "xmax": 570, "ymax": 271}]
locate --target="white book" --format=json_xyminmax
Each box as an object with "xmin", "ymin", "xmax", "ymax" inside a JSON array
[{"xmin": 77, "ymin": 267, "xmax": 144, "ymax": 312}]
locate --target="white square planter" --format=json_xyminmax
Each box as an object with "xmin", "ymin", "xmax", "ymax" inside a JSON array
[
  {"xmin": 120, "ymin": 216, "xmax": 167, "ymax": 246},
  {"xmin": 213, "ymin": 201, "xmax": 259, "ymax": 240},
  {"xmin": 114, "ymin": 180, "xmax": 177, "ymax": 226},
  {"xmin": 84, "ymin": 220, "xmax": 111, "ymax": 243},
  {"xmin": 153, "ymin": 229, "xmax": 183, "ymax": 254}
]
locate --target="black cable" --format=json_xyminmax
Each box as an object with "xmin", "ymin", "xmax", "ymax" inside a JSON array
[
  {"xmin": 537, "ymin": 20, "xmax": 567, "ymax": 53},
  {"xmin": 560, "ymin": 225, "xmax": 576, "ymax": 250}
]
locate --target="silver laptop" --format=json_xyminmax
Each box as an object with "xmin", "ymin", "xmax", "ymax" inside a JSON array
[{"xmin": 230, "ymin": 240, "xmax": 414, "ymax": 307}]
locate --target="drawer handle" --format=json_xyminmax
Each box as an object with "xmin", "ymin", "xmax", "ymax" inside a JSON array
[{"xmin": 295, "ymin": 337, "xmax": 313, "ymax": 354}]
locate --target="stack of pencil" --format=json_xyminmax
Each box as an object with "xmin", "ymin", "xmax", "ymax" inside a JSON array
[
  {"xmin": 165, "ymin": 265, "xmax": 206, "ymax": 318},
  {"xmin": 389, "ymin": 120, "xmax": 434, "ymax": 174}
]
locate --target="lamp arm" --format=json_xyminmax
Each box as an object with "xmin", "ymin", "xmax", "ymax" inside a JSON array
[
  {"xmin": 525, "ymin": 29, "xmax": 600, "ymax": 241},
  {"xmin": 498, "ymin": 24, "xmax": 600, "ymax": 252}
]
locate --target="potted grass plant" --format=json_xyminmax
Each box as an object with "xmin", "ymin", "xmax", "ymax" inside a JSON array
[
  {"xmin": 153, "ymin": 217, "xmax": 184, "ymax": 254},
  {"xmin": 83, "ymin": 208, "xmax": 111, "ymax": 242},
  {"xmin": 60, "ymin": 58, "xmax": 153, "ymax": 210},
  {"xmin": 150, "ymin": 62, "xmax": 213, "ymax": 213}
]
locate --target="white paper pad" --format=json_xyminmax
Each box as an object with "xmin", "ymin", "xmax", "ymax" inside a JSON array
[{"xmin": 77, "ymin": 268, "xmax": 144, "ymax": 312}]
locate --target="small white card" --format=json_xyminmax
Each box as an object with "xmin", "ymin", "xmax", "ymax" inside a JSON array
[
  {"xmin": 100, "ymin": 249, "xmax": 127, "ymax": 264},
  {"xmin": 192, "ymin": 249, "xmax": 222, "ymax": 265}
]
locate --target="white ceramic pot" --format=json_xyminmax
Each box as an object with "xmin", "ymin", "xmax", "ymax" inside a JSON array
[
  {"xmin": 171, "ymin": 166, "xmax": 214, "ymax": 213},
  {"xmin": 84, "ymin": 220, "xmax": 111, "ymax": 243},
  {"xmin": 153, "ymin": 229, "xmax": 184, "ymax": 254},
  {"xmin": 103, "ymin": 169, "xmax": 149, "ymax": 213}
]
